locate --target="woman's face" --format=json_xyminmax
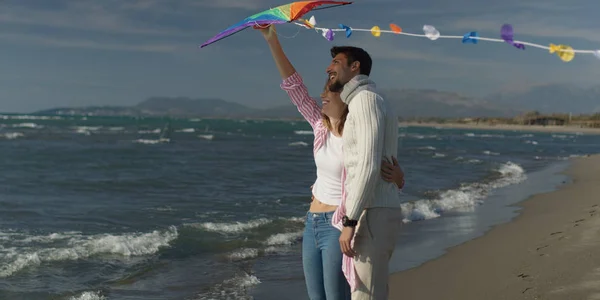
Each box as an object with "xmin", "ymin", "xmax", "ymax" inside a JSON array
[{"xmin": 320, "ymin": 86, "xmax": 346, "ymax": 119}]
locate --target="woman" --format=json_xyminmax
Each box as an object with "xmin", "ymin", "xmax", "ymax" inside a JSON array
[{"xmin": 257, "ymin": 25, "xmax": 404, "ymax": 300}]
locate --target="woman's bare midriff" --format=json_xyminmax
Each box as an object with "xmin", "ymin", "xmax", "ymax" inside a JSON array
[{"xmin": 309, "ymin": 195, "xmax": 338, "ymax": 213}]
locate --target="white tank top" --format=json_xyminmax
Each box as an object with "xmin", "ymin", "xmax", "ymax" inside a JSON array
[{"xmin": 311, "ymin": 131, "xmax": 344, "ymax": 206}]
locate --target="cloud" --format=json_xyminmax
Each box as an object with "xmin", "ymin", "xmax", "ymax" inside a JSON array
[
  {"xmin": 440, "ymin": 0, "xmax": 598, "ymax": 43},
  {"xmin": 387, "ymin": 0, "xmax": 596, "ymax": 46},
  {"xmin": 0, "ymin": 32, "xmax": 184, "ymax": 53},
  {"xmin": 0, "ymin": 0, "xmax": 226, "ymax": 52},
  {"xmin": 0, "ymin": 1, "xmax": 203, "ymax": 36},
  {"xmin": 189, "ymin": 0, "xmax": 270, "ymax": 10}
]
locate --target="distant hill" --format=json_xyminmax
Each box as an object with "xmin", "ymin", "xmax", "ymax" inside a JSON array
[
  {"xmin": 247, "ymin": 89, "xmax": 519, "ymax": 119},
  {"xmin": 484, "ymin": 84, "xmax": 600, "ymax": 114},
  {"xmin": 35, "ymin": 97, "xmax": 259, "ymax": 118},
  {"xmin": 136, "ymin": 97, "xmax": 258, "ymax": 117},
  {"xmin": 36, "ymin": 105, "xmax": 138, "ymax": 116},
  {"xmin": 32, "ymin": 83, "xmax": 600, "ymax": 118},
  {"xmin": 380, "ymin": 88, "xmax": 519, "ymax": 118}
]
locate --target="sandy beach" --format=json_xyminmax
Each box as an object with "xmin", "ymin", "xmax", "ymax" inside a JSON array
[
  {"xmin": 389, "ymin": 154, "xmax": 600, "ymax": 300},
  {"xmin": 402, "ymin": 122, "xmax": 600, "ymax": 135}
]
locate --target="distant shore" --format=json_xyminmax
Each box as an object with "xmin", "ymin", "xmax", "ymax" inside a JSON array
[
  {"xmin": 389, "ymin": 154, "xmax": 600, "ymax": 299},
  {"xmin": 401, "ymin": 122, "xmax": 600, "ymax": 135}
]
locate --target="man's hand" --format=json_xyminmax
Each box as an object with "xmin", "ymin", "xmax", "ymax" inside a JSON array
[
  {"xmin": 382, "ymin": 156, "xmax": 405, "ymax": 188},
  {"xmin": 339, "ymin": 226, "xmax": 357, "ymax": 257}
]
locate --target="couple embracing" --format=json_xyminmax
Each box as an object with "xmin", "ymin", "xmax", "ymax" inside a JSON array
[{"xmin": 257, "ymin": 25, "xmax": 404, "ymax": 300}]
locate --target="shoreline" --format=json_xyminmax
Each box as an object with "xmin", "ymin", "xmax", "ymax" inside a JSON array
[
  {"xmin": 389, "ymin": 154, "xmax": 600, "ymax": 299},
  {"xmin": 401, "ymin": 122, "xmax": 600, "ymax": 135}
]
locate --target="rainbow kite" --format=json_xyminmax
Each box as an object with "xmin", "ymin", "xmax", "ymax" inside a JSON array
[{"xmin": 199, "ymin": 0, "xmax": 352, "ymax": 48}]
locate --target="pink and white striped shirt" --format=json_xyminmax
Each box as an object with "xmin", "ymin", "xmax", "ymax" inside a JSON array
[{"xmin": 280, "ymin": 72, "xmax": 358, "ymax": 292}]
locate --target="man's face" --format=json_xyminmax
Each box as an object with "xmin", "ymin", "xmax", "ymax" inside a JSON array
[{"xmin": 326, "ymin": 53, "xmax": 358, "ymax": 92}]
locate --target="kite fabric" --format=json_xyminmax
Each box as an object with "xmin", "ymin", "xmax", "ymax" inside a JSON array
[
  {"xmin": 199, "ymin": 0, "xmax": 352, "ymax": 48},
  {"xmin": 291, "ymin": 17, "xmax": 600, "ymax": 62}
]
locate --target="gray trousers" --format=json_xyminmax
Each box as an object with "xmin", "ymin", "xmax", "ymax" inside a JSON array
[{"xmin": 352, "ymin": 207, "xmax": 403, "ymax": 300}]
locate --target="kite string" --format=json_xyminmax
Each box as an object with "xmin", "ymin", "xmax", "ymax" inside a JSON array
[{"xmin": 291, "ymin": 23, "xmax": 598, "ymax": 54}]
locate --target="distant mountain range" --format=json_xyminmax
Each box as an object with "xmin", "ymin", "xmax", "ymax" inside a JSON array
[{"xmin": 34, "ymin": 84, "xmax": 600, "ymax": 119}]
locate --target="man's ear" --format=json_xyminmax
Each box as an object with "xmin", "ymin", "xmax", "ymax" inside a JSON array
[{"xmin": 350, "ymin": 61, "xmax": 360, "ymax": 72}]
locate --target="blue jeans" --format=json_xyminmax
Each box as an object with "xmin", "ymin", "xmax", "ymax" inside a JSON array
[{"xmin": 302, "ymin": 211, "xmax": 351, "ymax": 300}]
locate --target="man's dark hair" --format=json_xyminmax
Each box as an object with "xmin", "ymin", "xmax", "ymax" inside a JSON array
[{"xmin": 330, "ymin": 46, "xmax": 372, "ymax": 76}]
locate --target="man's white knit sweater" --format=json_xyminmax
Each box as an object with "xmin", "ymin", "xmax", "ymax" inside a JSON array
[{"xmin": 340, "ymin": 75, "xmax": 401, "ymax": 220}]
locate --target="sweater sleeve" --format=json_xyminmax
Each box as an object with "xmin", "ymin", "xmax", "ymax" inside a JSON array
[
  {"xmin": 345, "ymin": 91, "xmax": 386, "ymax": 220},
  {"xmin": 280, "ymin": 72, "xmax": 322, "ymax": 131}
]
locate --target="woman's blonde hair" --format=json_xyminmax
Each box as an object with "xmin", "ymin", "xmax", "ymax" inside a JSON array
[{"xmin": 321, "ymin": 79, "xmax": 349, "ymax": 135}]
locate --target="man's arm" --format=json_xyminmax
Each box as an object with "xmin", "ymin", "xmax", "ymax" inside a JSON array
[{"xmin": 345, "ymin": 92, "xmax": 386, "ymax": 220}]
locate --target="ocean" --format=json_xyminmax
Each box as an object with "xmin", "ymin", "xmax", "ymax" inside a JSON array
[{"xmin": 0, "ymin": 114, "xmax": 598, "ymax": 300}]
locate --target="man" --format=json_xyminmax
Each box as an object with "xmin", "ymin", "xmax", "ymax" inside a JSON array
[{"xmin": 327, "ymin": 46, "xmax": 403, "ymax": 300}]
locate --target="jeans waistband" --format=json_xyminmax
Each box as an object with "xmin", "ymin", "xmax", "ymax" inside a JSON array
[{"xmin": 306, "ymin": 210, "xmax": 335, "ymax": 223}]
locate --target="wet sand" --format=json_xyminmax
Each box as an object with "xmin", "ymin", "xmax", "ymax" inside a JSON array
[{"xmin": 389, "ymin": 154, "xmax": 600, "ymax": 300}]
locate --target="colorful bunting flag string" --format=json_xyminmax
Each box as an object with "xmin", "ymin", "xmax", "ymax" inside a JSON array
[{"xmin": 291, "ymin": 17, "xmax": 600, "ymax": 62}]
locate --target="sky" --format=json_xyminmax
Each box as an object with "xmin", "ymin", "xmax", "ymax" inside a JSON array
[{"xmin": 0, "ymin": 0, "xmax": 599, "ymax": 113}]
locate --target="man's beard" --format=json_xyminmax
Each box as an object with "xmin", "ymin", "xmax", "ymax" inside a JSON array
[{"xmin": 328, "ymin": 79, "xmax": 345, "ymax": 93}]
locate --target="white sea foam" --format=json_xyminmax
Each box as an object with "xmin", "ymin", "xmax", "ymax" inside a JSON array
[
  {"xmin": 0, "ymin": 226, "xmax": 178, "ymax": 277},
  {"xmin": 133, "ymin": 138, "xmax": 170, "ymax": 144},
  {"xmin": 289, "ymin": 141, "xmax": 308, "ymax": 147},
  {"xmin": 1, "ymin": 132, "xmax": 23, "ymax": 139},
  {"xmin": 264, "ymin": 231, "xmax": 303, "ymax": 246},
  {"xmin": 69, "ymin": 291, "xmax": 107, "ymax": 300},
  {"xmin": 464, "ymin": 133, "xmax": 504, "ymax": 138},
  {"xmin": 401, "ymin": 162, "xmax": 526, "ymax": 223},
  {"xmin": 177, "ymin": 128, "xmax": 195, "ymax": 133},
  {"xmin": 73, "ymin": 126, "xmax": 101, "ymax": 132},
  {"xmin": 12, "ymin": 122, "xmax": 40, "ymax": 128},
  {"xmin": 408, "ymin": 134, "xmax": 438, "ymax": 139},
  {"xmin": 0, "ymin": 115, "xmax": 63, "ymax": 120},
  {"xmin": 263, "ymin": 246, "xmax": 293, "ymax": 255},
  {"xmin": 189, "ymin": 218, "xmax": 273, "ymax": 234},
  {"xmin": 419, "ymin": 146, "xmax": 436, "ymax": 150},
  {"xmin": 189, "ymin": 217, "xmax": 304, "ymax": 262},
  {"xmin": 138, "ymin": 128, "xmax": 161, "ymax": 134},
  {"xmin": 198, "ymin": 134, "xmax": 214, "ymax": 140},
  {"xmin": 294, "ymin": 130, "xmax": 312, "ymax": 135},
  {"xmin": 454, "ymin": 156, "xmax": 482, "ymax": 164},
  {"xmin": 483, "ymin": 150, "xmax": 500, "ymax": 155},
  {"xmin": 73, "ymin": 126, "xmax": 100, "ymax": 135},
  {"xmin": 193, "ymin": 273, "xmax": 260, "ymax": 300},
  {"xmin": 198, "ymin": 134, "xmax": 215, "ymax": 141},
  {"xmin": 286, "ymin": 216, "xmax": 305, "ymax": 223},
  {"xmin": 227, "ymin": 248, "xmax": 260, "ymax": 261}
]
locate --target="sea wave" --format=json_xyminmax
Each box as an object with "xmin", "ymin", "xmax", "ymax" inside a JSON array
[
  {"xmin": 401, "ymin": 161, "xmax": 526, "ymax": 222},
  {"xmin": 0, "ymin": 226, "xmax": 178, "ymax": 278}
]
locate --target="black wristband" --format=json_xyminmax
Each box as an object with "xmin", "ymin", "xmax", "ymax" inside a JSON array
[{"xmin": 342, "ymin": 216, "xmax": 358, "ymax": 227}]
